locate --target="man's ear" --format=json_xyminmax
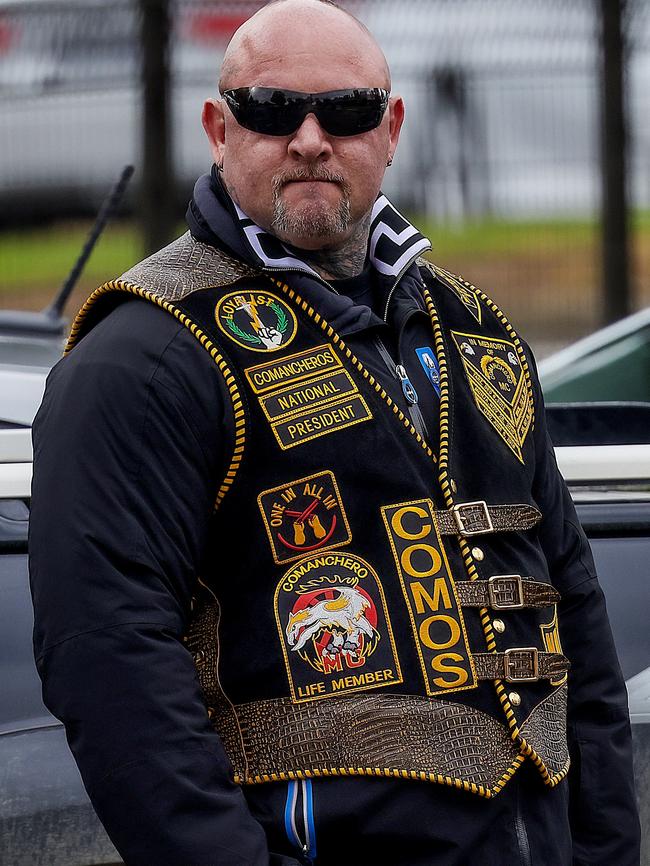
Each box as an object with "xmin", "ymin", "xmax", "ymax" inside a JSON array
[
  {"xmin": 387, "ymin": 95, "xmax": 405, "ymax": 163},
  {"xmin": 202, "ymin": 98, "xmax": 226, "ymax": 165}
]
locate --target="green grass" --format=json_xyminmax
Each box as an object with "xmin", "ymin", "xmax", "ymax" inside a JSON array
[
  {"xmin": 0, "ymin": 213, "xmax": 647, "ymax": 302},
  {"xmin": 411, "ymin": 215, "xmax": 599, "ymax": 259},
  {"xmin": 0, "ymin": 220, "xmax": 146, "ymax": 298}
]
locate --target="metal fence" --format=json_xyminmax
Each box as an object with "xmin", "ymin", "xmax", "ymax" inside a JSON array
[{"xmin": 0, "ymin": 0, "xmax": 649, "ymax": 350}]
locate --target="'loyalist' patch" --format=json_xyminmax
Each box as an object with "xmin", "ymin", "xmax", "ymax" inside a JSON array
[
  {"xmin": 451, "ymin": 332, "xmax": 532, "ymax": 463},
  {"xmin": 215, "ymin": 289, "xmax": 297, "ymax": 352},
  {"xmin": 275, "ymin": 551, "xmax": 402, "ymax": 703},
  {"xmin": 382, "ymin": 499, "xmax": 477, "ymax": 696},
  {"xmin": 258, "ymin": 471, "xmax": 352, "ymax": 564}
]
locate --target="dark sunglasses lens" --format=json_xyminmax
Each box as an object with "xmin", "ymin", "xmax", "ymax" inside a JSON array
[
  {"xmin": 315, "ymin": 94, "xmax": 387, "ymax": 136},
  {"xmin": 225, "ymin": 88, "xmax": 387, "ymax": 136}
]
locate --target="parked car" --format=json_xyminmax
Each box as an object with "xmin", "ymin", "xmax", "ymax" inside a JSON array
[{"xmin": 1, "ymin": 318, "xmax": 649, "ymax": 863}]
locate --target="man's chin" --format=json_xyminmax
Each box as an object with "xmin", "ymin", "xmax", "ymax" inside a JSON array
[{"xmin": 271, "ymin": 203, "xmax": 351, "ymax": 249}]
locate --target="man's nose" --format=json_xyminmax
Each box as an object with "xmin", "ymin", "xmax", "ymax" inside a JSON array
[{"xmin": 287, "ymin": 113, "xmax": 333, "ymax": 161}]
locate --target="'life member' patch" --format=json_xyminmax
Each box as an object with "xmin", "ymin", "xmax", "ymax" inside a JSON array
[
  {"xmin": 215, "ymin": 289, "xmax": 297, "ymax": 352},
  {"xmin": 451, "ymin": 331, "xmax": 533, "ymax": 463},
  {"xmin": 258, "ymin": 471, "xmax": 352, "ymax": 564},
  {"xmin": 275, "ymin": 552, "xmax": 402, "ymax": 703}
]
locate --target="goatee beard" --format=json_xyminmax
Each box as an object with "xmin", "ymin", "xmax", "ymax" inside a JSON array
[{"xmin": 270, "ymin": 167, "xmax": 352, "ymax": 240}]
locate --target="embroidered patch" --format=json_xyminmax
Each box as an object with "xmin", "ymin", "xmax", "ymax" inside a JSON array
[
  {"xmin": 415, "ymin": 346, "xmax": 441, "ymax": 397},
  {"xmin": 215, "ymin": 289, "xmax": 297, "ymax": 352},
  {"xmin": 272, "ymin": 395, "xmax": 372, "ymax": 450},
  {"xmin": 245, "ymin": 344, "xmax": 342, "ymax": 394},
  {"xmin": 275, "ymin": 551, "xmax": 402, "ymax": 703},
  {"xmin": 451, "ymin": 331, "xmax": 532, "ymax": 463},
  {"xmin": 382, "ymin": 499, "xmax": 477, "ymax": 696},
  {"xmin": 435, "ymin": 266, "xmax": 482, "ymax": 323},
  {"xmin": 540, "ymin": 607, "xmax": 567, "ymax": 686},
  {"xmin": 258, "ymin": 471, "xmax": 352, "ymax": 565},
  {"xmin": 259, "ymin": 369, "xmax": 358, "ymax": 422}
]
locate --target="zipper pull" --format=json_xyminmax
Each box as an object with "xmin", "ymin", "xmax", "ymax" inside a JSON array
[{"xmin": 395, "ymin": 364, "xmax": 419, "ymax": 405}]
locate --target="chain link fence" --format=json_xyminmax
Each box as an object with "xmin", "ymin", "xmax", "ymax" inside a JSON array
[{"xmin": 0, "ymin": 0, "xmax": 649, "ymax": 351}]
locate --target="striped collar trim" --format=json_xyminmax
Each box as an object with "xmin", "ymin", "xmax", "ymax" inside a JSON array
[{"xmin": 234, "ymin": 194, "xmax": 431, "ymax": 280}]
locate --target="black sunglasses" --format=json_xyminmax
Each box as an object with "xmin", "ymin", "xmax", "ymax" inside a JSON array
[{"xmin": 221, "ymin": 86, "xmax": 390, "ymax": 137}]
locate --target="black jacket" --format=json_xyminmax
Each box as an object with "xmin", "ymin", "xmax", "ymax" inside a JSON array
[{"xmin": 29, "ymin": 171, "xmax": 640, "ymax": 866}]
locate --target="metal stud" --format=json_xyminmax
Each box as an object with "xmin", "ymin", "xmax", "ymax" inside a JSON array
[
  {"xmin": 508, "ymin": 691, "xmax": 521, "ymax": 706},
  {"xmin": 472, "ymin": 546, "xmax": 484, "ymax": 561},
  {"xmin": 493, "ymin": 619, "xmax": 506, "ymax": 634},
  {"xmin": 450, "ymin": 479, "xmax": 458, "ymax": 493}
]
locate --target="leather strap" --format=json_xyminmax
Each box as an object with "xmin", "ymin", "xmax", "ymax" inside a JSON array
[
  {"xmin": 455, "ymin": 576, "xmax": 560, "ymax": 610},
  {"xmin": 473, "ymin": 650, "xmax": 569, "ymax": 683},
  {"xmin": 434, "ymin": 501, "xmax": 541, "ymax": 536}
]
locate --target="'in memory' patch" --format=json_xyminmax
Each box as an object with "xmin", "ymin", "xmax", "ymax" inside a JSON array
[{"xmin": 451, "ymin": 331, "xmax": 532, "ymax": 463}]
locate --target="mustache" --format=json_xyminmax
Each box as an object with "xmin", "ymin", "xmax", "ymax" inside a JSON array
[{"xmin": 273, "ymin": 167, "xmax": 347, "ymax": 189}]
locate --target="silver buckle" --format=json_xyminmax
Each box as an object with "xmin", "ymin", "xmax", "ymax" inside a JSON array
[
  {"xmin": 504, "ymin": 647, "xmax": 539, "ymax": 683},
  {"xmin": 453, "ymin": 501, "xmax": 494, "ymax": 536},
  {"xmin": 488, "ymin": 574, "xmax": 524, "ymax": 610}
]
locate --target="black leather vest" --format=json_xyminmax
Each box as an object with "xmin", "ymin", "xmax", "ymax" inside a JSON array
[{"xmin": 67, "ymin": 233, "xmax": 570, "ymax": 799}]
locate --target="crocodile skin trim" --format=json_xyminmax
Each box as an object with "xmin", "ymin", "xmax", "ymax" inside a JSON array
[
  {"xmin": 434, "ymin": 503, "xmax": 542, "ymax": 536},
  {"xmin": 185, "ymin": 590, "xmax": 523, "ymax": 791},
  {"xmin": 216, "ymin": 692, "xmax": 522, "ymax": 789},
  {"xmin": 518, "ymin": 684, "xmax": 570, "ymax": 777},
  {"xmin": 455, "ymin": 579, "xmax": 560, "ymax": 608},
  {"xmin": 120, "ymin": 231, "xmax": 259, "ymax": 300}
]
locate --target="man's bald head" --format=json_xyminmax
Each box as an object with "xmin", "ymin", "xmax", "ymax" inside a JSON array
[{"xmin": 218, "ymin": 0, "xmax": 390, "ymax": 93}]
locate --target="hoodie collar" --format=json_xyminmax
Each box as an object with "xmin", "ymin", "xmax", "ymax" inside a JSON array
[
  {"xmin": 188, "ymin": 168, "xmax": 430, "ymax": 280},
  {"xmin": 186, "ymin": 168, "xmax": 431, "ymax": 335}
]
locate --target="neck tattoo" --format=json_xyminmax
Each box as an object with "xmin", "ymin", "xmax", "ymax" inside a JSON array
[{"xmin": 298, "ymin": 211, "xmax": 372, "ymax": 282}]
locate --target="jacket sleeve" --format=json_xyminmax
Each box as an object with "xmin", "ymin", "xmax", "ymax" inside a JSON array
[
  {"xmin": 527, "ymin": 348, "xmax": 641, "ymax": 865},
  {"xmin": 29, "ymin": 300, "xmax": 301, "ymax": 866}
]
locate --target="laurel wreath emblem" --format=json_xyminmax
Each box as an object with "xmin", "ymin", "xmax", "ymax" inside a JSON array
[{"xmin": 224, "ymin": 298, "xmax": 290, "ymax": 344}]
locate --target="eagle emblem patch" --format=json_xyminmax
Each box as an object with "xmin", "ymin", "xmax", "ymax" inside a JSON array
[
  {"xmin": 215, "ymin": 289, "xmax": 297, "ymax": 352},
  {"xmin": 275, "ymin": 552, "xmax": 402, "ymax": 703},
  {"xmin": 451, "ymin": 331, "xmax": 532, "ymax": 463}
]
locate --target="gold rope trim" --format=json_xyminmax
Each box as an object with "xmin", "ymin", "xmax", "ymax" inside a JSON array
[
  {"xmin": 233, "ymin": 752, "xmax": 527, "ymax": 798},
  {"xmin": 447, "ymin": 272, "xmax": 536, "ymax": 434},
  {"xmin": 65, "ymin": 280, "xmax": 246, "ymax": 510},
  {"xmin": 422, "ymin": 283, "xmax": 539, "ymax": 775},
  {"xmin": 268, "ymin": 278, "xmax": 437, "ymax": 464}
]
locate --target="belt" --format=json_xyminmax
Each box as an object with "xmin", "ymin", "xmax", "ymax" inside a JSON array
[
  {"xmin": 473, "ymin": 649, "xmax": 569, "ymax": 683},
  {"xmin": 455, "ymin": 575, "xmax": 560, "ymax": 609},
  {"xmin": 435, "ymin": 501, "xmax": 541, "ymax": 536}
]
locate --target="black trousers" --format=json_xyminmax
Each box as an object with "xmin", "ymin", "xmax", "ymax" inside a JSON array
[{"xmin": 244, "ymin": 762, "xmax": 572, "ymax": 866}]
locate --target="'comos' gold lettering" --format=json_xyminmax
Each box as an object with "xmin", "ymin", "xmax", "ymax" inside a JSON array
[{"xmin": 382, "ymin": 499, "xmax": 477, "ymax": 696}]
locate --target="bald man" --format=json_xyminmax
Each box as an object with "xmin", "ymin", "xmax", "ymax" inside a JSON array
[{"xmin": 30, "ymin": 1, "xmax": 639, "ymax": 865}]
